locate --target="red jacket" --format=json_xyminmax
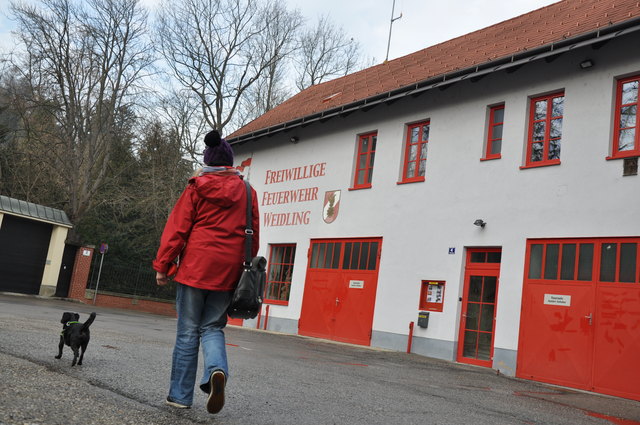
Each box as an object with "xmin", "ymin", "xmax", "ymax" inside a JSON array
[{"xmin": 152, "ymin": 170, "xmax": 260, "ymax": 291}]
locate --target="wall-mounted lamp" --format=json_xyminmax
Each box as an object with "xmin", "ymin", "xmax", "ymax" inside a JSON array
[
  {"xmin": 579, "ymin": 59, "xmax": 594, "ymax": 69},
  {"xmin": 473, "ymin": 219, "xmax": 486, "ymax": 228},
  {"xmin": 290, "ymin": 136, "xmax": 299, "ymax": 144}
]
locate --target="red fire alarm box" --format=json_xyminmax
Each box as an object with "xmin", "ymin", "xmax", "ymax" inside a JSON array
[{"xmin": 419, "ymin": 280, "xmax": 445, "ymax": 312}]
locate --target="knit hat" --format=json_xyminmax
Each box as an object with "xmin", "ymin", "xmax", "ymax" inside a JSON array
[{"xmin": 203, "ymin": 130, "xmax": 234, "ymax": 166}]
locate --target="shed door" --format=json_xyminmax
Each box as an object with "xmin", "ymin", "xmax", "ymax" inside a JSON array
[
  {"xmin": 518, "ymin": 238, "xmax": 640, "ymax": 402},
  {"xmin": 0, "ymin": 215, "xmax": 52, "ymax": 294},
  {"xmin": 299, "ymin": 238, "xmax": 382, "ymax": 346}
]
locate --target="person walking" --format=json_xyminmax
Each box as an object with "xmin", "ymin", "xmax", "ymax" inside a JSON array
[{"xmin": 153, "ymin": 129, "xmax": 259, "ymax": 414}]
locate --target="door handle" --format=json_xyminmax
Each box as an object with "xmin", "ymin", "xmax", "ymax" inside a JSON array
[{"xmin": 585, "ymin": 313, "xmax": 592, "ymax": 325}]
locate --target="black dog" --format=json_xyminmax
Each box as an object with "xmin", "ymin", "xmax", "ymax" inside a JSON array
[{"xmin": 55, "ymin": 311, "xmax": 96, "ymax": 366}]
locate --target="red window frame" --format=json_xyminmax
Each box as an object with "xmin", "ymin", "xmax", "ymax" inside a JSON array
[
  {"xmin": 264, "ymin": 244, "xmax": 296, "ymax": 305},
  {"xmin": 400, "ymin": 121, "xmax": 429, "ymax": 183},
  {"xmin": 483, "ymin": 105, "xmax": 504, "ymax": 160},
  {"xmin": 609, "ymin": 74, "xmax": 640, "ymax": 160},
  {"xmin": 351, "ymin": 131, "xmax": 377, "ymax": 190},
  {"xmin": 522, "ymin": 92, "xmax": 564, "ymax": 169}
]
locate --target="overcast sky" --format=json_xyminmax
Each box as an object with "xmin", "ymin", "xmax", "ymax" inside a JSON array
[{"xmin": 2, "ymin": 0, "xmax": 559, "ymax": 61}]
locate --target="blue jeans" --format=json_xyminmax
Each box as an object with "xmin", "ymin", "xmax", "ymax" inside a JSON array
[{"xmin": 168, "ymin": 283, "xmax": 232, "ymax": 405}]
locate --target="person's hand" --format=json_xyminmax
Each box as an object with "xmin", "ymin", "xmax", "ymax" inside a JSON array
[{"xmin": 156, "ymin": 271, "xmax": 168, "ymax": 286}]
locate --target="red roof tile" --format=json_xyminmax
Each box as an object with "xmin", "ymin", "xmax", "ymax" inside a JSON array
[{"xmin": 229, "ymin": 0, "xmax": 640, "ymax": 140}]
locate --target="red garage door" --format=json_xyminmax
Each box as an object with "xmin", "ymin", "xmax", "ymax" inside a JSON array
[
  {"xmin": 518, "ymin": 238, "xmax": 640, "ymax": 401},
  {"xmin": 299, "ymin": 238, "xmax": 382, "ymax": 346}
]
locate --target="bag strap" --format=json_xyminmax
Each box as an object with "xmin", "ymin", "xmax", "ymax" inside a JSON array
[{"xmin": 243, "ymin": 180, "xmax": 253, "ymax": 267}]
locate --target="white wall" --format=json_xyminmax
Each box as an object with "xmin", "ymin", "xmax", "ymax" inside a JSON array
[{"xmin": 233, "ymin": 32, "xmax": 640, "ymax": 353}]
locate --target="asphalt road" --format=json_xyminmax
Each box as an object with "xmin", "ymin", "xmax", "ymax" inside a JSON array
[{"xmin": 0, "ymin": 293, "xmax": 638, "ymax": 425}]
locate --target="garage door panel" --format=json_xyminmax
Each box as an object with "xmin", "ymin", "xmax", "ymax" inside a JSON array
[
  {"xmin": 593, "ymin": 286, "xmax": 640, "ymax": 400},
  {"xmin": 518, "ymin": 283, "xmax": 593, "ymax": 388},
  {"xmin": 0, "ymin": 215, "xmax": 51, "ymax": 294}
]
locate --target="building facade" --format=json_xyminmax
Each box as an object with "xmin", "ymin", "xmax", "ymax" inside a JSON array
[{"xmin": 228, "ymin": 0, "xmax": 640, "ymax": 402}]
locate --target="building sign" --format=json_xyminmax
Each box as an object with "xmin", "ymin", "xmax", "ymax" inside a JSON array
[
  {"xmin": 262, "ymin": 162, "xmax": 327, "ymax": 227},
  {"xmin": 323, "ymin": 190, "xmax": 340, "ymax": 223},
  {"xmin": 349, "ymin": 280, "xmax": 364, "ymax": 289},
  {"xmin": 544, "ymin": 294, "xmax": 571, "ymax": 306}
]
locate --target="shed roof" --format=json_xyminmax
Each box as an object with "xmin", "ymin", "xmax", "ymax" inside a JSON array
[
  {"xmin": 228, "ymin": 0, "xmax": 640, "ymax": 143},
  {"xmin": 0, "ymin": 195, "xmax": 73, "ymax": 228}
]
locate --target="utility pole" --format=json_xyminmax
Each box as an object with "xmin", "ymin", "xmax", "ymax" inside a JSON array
[{"xmin": 385, "ymin": 0, "xmax": 403, "ymax": 62}]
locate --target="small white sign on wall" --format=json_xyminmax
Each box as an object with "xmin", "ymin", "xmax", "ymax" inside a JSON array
[
  {"xmin": 83, "ymin": 250, "xmax": 91, "ymax": 256},
  {"xmin": 349, "ymin": 280, "xmax": 365, "ymax": 289},
  {"xmin": 544, "ymin": 294, "xmax": 572, "ymax": 306}
]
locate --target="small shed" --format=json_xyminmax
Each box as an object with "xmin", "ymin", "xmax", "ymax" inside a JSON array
[{"xmin": 0, "ymin": 195, "xmax": 74, "ymax": 296}]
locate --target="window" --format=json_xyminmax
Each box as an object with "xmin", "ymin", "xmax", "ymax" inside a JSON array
[
  {"xmin": 483, "ymin": 105, "xmax": 504, "ymax": 160},
  {"xmin": 265, "ymin": 244, "xmax": 296, "ymax": 305},
  {"xmin": 400, "ymin": 121, "xmax": 429, "ymax": 183},
  {"xmin": 526, "ymin": 238, "xmax": 640, "ymax": 284},
  {"xmin": 523, "ymin": 92, "xmax": 564, "ymax": 168},
  {"xmin": 352, "ymin": 132, "xmax": 377, "ymax": 189},
  {"xmin": 610, "ymin": 75, "xmax": 640, "ymax": 159}
]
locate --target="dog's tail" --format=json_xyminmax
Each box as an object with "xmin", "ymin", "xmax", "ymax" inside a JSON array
[{"xmin": 81, "ymin": 312, "xmax": 97, "ymax": 331}]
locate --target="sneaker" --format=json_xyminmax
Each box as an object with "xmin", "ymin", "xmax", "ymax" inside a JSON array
[
  {"xmin": 206, "ymin": 370, "xmax": 226, "ymax": 414},
  {"xmin": 165, "ymin": 396, "xmax": 190, "ymax": 409}
]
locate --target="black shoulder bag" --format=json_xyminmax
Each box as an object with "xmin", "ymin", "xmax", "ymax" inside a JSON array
[{"xmin": 227, "ymin": 180, "xmax": 266, "ymax": 319}]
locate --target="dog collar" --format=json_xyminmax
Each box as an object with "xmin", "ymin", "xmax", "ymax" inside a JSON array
[{"xmin": 60, "ymin": 321, "xmax": 80, "ymax": 335}]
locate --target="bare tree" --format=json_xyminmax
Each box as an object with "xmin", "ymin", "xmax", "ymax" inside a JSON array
[
  {"xmin": 7, "ymin": 0, "xmax": 153, "ymax": 229},
  {"xmin": 294, "ymin": 15, "xmax": 361, "ymax": 91},
  {"xmin": 156, "ymin": 0, "xmax": 301, "ymax": 133}
]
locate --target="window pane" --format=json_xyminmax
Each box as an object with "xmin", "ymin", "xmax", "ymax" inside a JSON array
[
  {"xmin": 560, "ymin": 244, "xmax": 576, "ymax": 280},
  {"xmin": 359, "ymin": 242, "xmax": 369, "ymax": 269},
  {"xmin": 367, "ymin": 167, "xmax": 374, "ymax": 184},
  {"xmin": 480, "ymin": 304, "xmax": 495, "ymax": 332},
  {"xmin": 487, "ymin": 252, "xmax": 502, "ymax": 263},
  {"xmin": 490, "ymin": 139, "xmax": 502, "ymax": 155},
  {"xmin": 529, "ymin": 244, "xmax": 543, "ymax": 279},
  {"xmin": 471, "ymin": 252, "xmax": 486, "ymax": 263},
  {"xmin": 411, "ymin": 127, "xmax": 419, "ymax": 142},
  {"xmin": 493, "ymin": 107, "xmax": 504, "ymax": 123},
  {"xmin": 420, "ymin": 143, "xmax": 428, "ymax": 161},
  {"xmin": 419, "ymin": 158, "xmax": 426, "ymax": 177},
  {"xmin": 534, "ymin": 100, "xmax": 547, "ymax": 120},
  {"xmin": 621, "ymin": 80, "xmax": 639, "ymax": 105},
  {"xmin": 408, "ymin": 144, "xmax": 417, "ymax": 161},
  {"xmin": 311, "ymin": 244, "xmax": 319, "ymax": 268},
  {"xmin": 369, "ymin": 152, "xmax": 376, "ymax": 167},
  {"xmin": 550, "ymin": 118, "xmax": 562, "ymax": 138},
  {"xmin": 332, "ymin": 243, "xmax": 341, "ymax": 269},
  {"xmin": 482, "ymin": 276, "xmax": 497, "ymax": 303},
  {"xmin": 357, "ymin": 170, "xmax": 365, "ymax": 185},
  {"xmin": 324, "ymin": 243, "xmax": 334, "ymax": 268},
  {"xmin": 422, "ymin": 125, "xmax": 430, "ymax": 141},
  {"xmin": 620, "ymin": 105, "xmax": 637, "ymax": 129},
  {"xmin": 549, "ymin": 138, "xmax": 561, "ymax": 160},
  {"xmin": 477, "ymin": 332, "xmax": 492, "ymax": 360},
  {"xmin": 618, "ymin": 128, "xmax": 636, "ymax": 151},
  {"xmin": 360, "ymin": 136, "xmax": 369, "ymax": 152},
  {"xmin": 619, "ymin": 243, "xmax": 637, "ymax": 283},
  {"xmin": 492, "ymin": 124, "xmax": 503, "ymax": 140},
  {"xmin": 552, "ymin": 96, "xmax": 564, "ymax": 117},
  {"xmin": 317, "ymin": 244, "xmax": 326, "ymax": 269},
  {"xmin": 371, "ymin": 136, "xmax": 377, "ymax": 151},
  {"xmin": 578, "ymin": 244, "xmax": 594, "ymax": 281},
  {"xmin": 468, "ymin": 276, "xmax": 482, "ymax": 302},
  {"xmin": 343, "ymin": 243, "xmax": 352, "ymax": 269},
  {"xmin": 544, "ymin": 244, "xmax": 559, "ymax": 279},
  {"xmin": 463, "ymin": 331, "xmax": 478, "ymax": 357},
  {"xmin": 531, "ymin": 142, "xmax": 544, "ymax": 162},
  {"xmin": 533, "ymin": 122, "xmax": 546, "ymax": 141},
  {"xmin": 600, "ymin": 243, "xmax": 617, "ymax": 282},
  {"xmin": 351, "ymin": 242, "xmax": 361, "ymax": 269},
  {"xmin": 406, "ymin": 161, "xmax": 416, "ymax": 179},
  {"xmin": 367, "ymin": 242, "xmax": 378, "ymax": 270},
  {"xmin": 466, "ymin": 303, "xmax": 480, "ymax": 329}
]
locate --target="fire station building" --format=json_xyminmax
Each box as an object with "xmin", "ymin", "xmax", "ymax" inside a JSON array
[{"xmin": 228, "ymin": 0, "xmax": 640, "ymax": 402}]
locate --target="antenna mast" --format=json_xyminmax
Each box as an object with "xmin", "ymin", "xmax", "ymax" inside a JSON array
[{"xmin": 385, "ymin": 0, "xmax": 403, "ymax": 62}]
